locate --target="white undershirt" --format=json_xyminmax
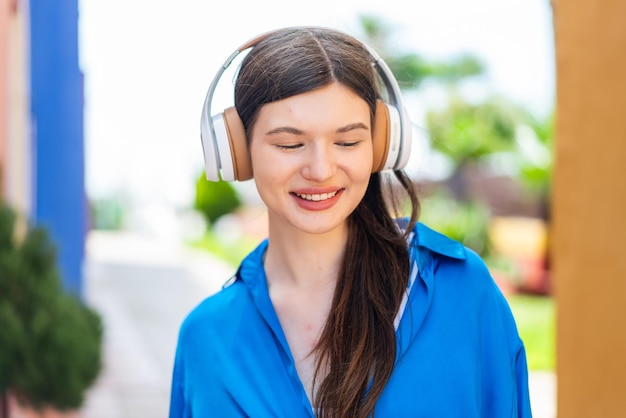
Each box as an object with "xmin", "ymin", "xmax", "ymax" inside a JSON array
[{"xmin": 394, "ymin": 231, "xmax": 418, "ymax": 330}]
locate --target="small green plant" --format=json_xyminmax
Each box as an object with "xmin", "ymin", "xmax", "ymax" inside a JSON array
[
  {"xmin": 90, "ymin": 195, "xmax": 128, "ymax": 230},
  {"xmin": 0, "ymin": 200, "xmax": 103, "ymax": 413},
  {"xmin": 194, "ymin": 174, "xmax": 242, "ymax": 226}
]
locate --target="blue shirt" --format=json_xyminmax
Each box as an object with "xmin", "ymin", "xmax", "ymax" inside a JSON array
[{"xmin": 169, "ymin": 222, "xmax": 532, "ymax": 417}]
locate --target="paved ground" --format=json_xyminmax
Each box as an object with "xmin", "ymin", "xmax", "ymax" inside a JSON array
[{"xmin": 79, "ymin": 231, "xmax": 556, "ymax": 418}]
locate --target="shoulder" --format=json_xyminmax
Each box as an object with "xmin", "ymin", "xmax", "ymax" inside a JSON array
[
  {"xmin": 178, "ymin": 240, "xmax": 268, "ymax": 345},
  {"xmin": 415, "ymin": 221, "xmax": 522, "ymax": 328},
  {"xmin": 406, "ymin": 220, "xmax": 511, "ymax": 314},
  {"xmin": 184, "ymin": 282, "xmax": 246, "ymax": 324},
  {"xmin": 407, "ymin": 220, "xmax": 524, "ymax": 345},
  {"xmin": 177, "ymin": 281, "xmax": 249, "ymax": 344}
]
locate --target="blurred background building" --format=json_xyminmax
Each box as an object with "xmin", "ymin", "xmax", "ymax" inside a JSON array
[{"xmin": 0, "ymin": 0, "xmax": 85, "ymax": 295}]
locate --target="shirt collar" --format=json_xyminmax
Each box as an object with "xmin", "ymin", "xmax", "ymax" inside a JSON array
[
  {"xmin": 414, "ymin": 222, "xmax": 466, "ymax": 261},
  {"xmin": 235, "ymin": 220, "xmax": 467, "ymax": 287}
]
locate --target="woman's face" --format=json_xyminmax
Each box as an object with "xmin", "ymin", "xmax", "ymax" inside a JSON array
[{"xmin": 249, "ymin": 83, "xmax": 373, "ymax": 236}]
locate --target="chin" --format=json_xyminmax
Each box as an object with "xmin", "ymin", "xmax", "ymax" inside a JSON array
[{"xmin": 296, "ymin": 214, "xmax": 351, "ymax": 236}]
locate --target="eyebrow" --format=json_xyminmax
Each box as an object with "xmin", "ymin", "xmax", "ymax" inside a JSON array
[
  {"xmin": 337, "ymin": 122, "xmax": 369, "ymax": 133},
  {"xmin": 265, "ymin": 122, "xmax": 369, "ymax": 136},
  {"xmin": 266, "ymin": 126, "xmax": 304, "ymax": 135}
]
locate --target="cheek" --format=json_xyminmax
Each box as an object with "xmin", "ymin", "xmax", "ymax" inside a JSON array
[
  {"xmin": 251, "ymin": 152, "xmax": 286, "ymax": 183},
  {"xmin": 347, "ymin": 160, "xmax": 372, "ymax": 201},
  {"xmin": 352, "ymin": 149, "xmax": 374, "ymax": 183},
  {"xmin": 250, "ymin": 151, "xmax": 291, "ymax": 202},
  {"xmin": 249, "ymin": 143, "xmax": 272, "ymax": 181}
]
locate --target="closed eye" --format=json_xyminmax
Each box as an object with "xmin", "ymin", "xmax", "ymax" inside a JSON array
[
  {"xmin": 275, "ymin": 143, "xmax": 303, "ymax": 150},
  {"xmin": 336, "ymin": 141, "xmax": 361, "ymax": 148}
]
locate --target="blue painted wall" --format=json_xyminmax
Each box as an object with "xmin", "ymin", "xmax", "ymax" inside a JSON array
[{"xmin": 30, "ymin": 0, "xmax": 85, "ymax": 295}]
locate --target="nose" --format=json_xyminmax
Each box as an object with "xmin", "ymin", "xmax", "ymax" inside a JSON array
[{"xmin": 301, "ymin": 142, "xmax": 336, "ymax": 182}]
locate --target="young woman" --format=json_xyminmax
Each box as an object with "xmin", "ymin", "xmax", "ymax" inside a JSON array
[{"xmin": 170, "ymin": 27, "xmax": 532, "ymax": 418}]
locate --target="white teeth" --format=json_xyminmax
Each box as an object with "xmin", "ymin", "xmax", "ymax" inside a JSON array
[{"xmin": 296, "ymin": 191, "xmax": 337, "ymax": 201}]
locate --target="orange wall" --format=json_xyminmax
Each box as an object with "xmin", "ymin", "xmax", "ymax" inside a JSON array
[
  {"xmin": 552, "ymin": 0, "xmax": 626, "ymax": 416},
  {"xmin": 1, "ymin": 0, "xmax": 31, "ymax": 216}
]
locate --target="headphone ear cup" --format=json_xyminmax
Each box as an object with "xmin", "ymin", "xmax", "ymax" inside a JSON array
[
  {"xmin": 372, "ymin": 100, "xmax": 390, "ymax": 172},
  {"xmin": 203, "ymin": 107, "xmax": 252, "ymax": 182},
  {"xmin": 222, "ymin": 107, "xmax": 253, "ymax": 181},
  {"xmin": 372, "ymin": 100, "xmax": 403, "ymax": 172}
]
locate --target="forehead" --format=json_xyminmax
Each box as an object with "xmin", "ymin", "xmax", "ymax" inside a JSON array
[{"xmin": 254, "ymin": 83, "xmax": 371, "ymax": 134}]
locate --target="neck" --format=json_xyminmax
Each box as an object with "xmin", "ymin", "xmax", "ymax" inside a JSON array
[{"xmin": 264, "ymin": 218, "xmax": 349, "ymax": 290}]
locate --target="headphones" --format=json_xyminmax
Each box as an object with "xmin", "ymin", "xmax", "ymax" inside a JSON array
[{"xmin": 200, "ymin": 27, "xmax": 413, "ymax": 182}]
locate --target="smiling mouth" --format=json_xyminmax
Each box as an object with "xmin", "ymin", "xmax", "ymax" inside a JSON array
[{"xmin": 293, "ymin": 191, "xmax": 339, "ymax": 201}]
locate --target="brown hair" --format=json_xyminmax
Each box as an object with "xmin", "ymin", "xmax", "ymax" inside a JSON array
[{"xmin": 234, "ymin": 27, "xmax": 419, "ymax": 417}]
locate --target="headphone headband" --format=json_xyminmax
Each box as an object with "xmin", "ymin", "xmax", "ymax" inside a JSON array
[{"xmin": 200, "ymin": 27, "xmax": 413, "ymax": 181}]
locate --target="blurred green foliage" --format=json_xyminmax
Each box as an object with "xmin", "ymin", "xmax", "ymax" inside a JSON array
[
  {"xmin": 0, "ymin": 200, "xmax": 103, "ymax": 410},
  {"xmin": 90, "ymin": 196, "xmax": 127, "ymax": 230},
  {"xmin": 194, "ymin": 174, "xmax": 242, "ymax": 226},
  {"xmin": 358, "ymin": 14, "xmax": 485, "ymax": 90},
  {"xmin": 518, "ymin": 111, "xmax": 554, "ymax": 195},
  {"xmin": 426, "ymin": 95, "xmax": 526, "ymax": 164},
  {"xmin": 359, "ymin": 13, "xmax": 554, "ymax": 202},
  {"xmin": 507, "ymin": 294, "xmax": 555, "ymax": 370},
  {"xmin": 189, "ymin": 228, "xmax": 259, "ymax": 268},
  {"xmin": 419, "ymin": 191, "xmax": 493, "ymax": 257}
]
